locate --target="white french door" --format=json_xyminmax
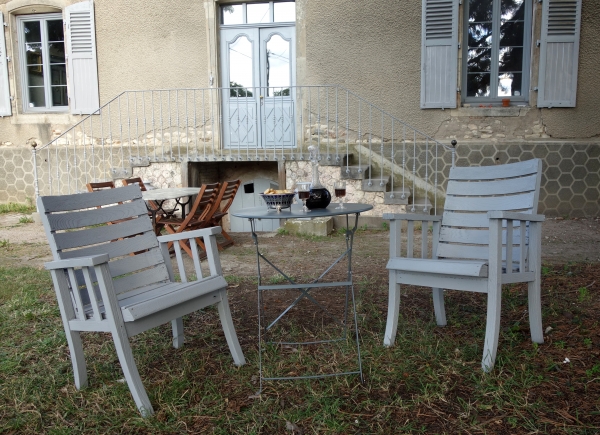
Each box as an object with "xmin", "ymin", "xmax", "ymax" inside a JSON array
[{"xmin": 220, "ymin": 26, "xmax": 296, "ymax": 149}]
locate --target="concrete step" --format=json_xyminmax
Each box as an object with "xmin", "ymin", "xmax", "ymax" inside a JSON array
[
  {"xmin": 362, "ymin": 176, "xmax": 390, "ymax": 192},
  {"xmin": 406, "ymin": 196, "xmax": 433, "ymax": 215},
  {"xmin": 384, "ymin": 188, "xmax": 410, "ymax": 205},
  {"xmin": 340, "ymin": 165, "xmax": 370, "ymax": 180}
]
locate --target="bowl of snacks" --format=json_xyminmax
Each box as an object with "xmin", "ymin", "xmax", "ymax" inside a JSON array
[{"xmin": 259, "ymin": 188, "xmax": 296, "ymax": 211}]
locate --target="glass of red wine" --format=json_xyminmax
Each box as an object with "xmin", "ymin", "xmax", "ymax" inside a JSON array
[
  {"xmin": 297, "ymin": 183, "xmax": 311, "ymax": 212},
  {"xmin": 334, "ymin": 180, "xmax": 346, "ymax": 209}
]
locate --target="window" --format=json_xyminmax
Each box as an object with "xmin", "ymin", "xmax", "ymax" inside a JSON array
[
  {"xmin": 221, "ymin": 2, "xmax": 295, "ymax": 25},
  {"xmin": 463, "ymin": 0, "xmax": 532, "ymax": 103},
  {"xmin": 17, "ymin": 14, "xmax": 68, "ymax": 112}
]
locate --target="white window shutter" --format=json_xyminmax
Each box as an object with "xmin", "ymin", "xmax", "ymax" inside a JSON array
[
  {"xmin": 65, "ymin": 0, "xmax": 100, "ymax": 114},
  {"xmin": 0, "ymin": 12, "xmax": 12, "ymax": 116},
  {"xmin": 420, "ymin": 0, "xmax": 458, "ymax": 109},
  {"xmin": 537, "ymin": 0, "xmax": 582, "ymax": 108}
]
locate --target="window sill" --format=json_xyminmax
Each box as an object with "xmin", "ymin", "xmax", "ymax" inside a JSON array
[
  {"xmin": 450, "ymin": 106, "xmax": 530, "ymax": 118},
  {"xmin": 10, "ymin": 112, "xmax": 74, "ymax": 125}
]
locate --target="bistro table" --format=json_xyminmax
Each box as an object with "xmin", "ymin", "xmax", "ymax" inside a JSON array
[
  {"xmin": 141, "ymin": 187, "xmax": 201, "ymax": 232},
  {"xmin": 232, "ymin": 202, "xmax": 373, "ymax": 393}
]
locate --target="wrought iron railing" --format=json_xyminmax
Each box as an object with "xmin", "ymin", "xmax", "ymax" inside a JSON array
[{"xmin": 33, "ymin": 85, "xmax": 456, "ymax": 213}]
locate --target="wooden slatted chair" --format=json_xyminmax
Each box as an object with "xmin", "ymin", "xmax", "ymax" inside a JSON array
[
  {"xmin": 383, "ymin": 159, "xmax": 545, "ymax": 371},
  {"xmin": 38, "ymin": 185, "xmax": 245, "ymax": 416},
  {"xmin": 205, "ymin": 179, "xmax": 241, "ymax": 250},
  {"xmin": 160, "ymin": 183, "xmax": 220, "ymax": 258}
]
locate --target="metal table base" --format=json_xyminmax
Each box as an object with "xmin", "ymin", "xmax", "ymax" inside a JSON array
[{"xmin": 233, "ymin": 203, "xmax": 373, "ymax": 394}]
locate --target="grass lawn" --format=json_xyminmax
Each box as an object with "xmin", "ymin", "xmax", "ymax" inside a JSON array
[{"xmin": 0, "ymin": 256, "xmax": 599, "ymax": 434}]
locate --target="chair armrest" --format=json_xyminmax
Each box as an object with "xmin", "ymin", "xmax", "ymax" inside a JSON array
[
  {"xmin": 487, "ymin": 211, "xmax": 545, "ymax": 222},
  {"xmin": 157, "ymin": 226, "xmax": 222, "ymax": 243},
  {"xmin": 45, "ymin": 254, "xmax": 110, "ymax": 270},
  {"xmin": 383, "ymin": 213, "xmax": 442, "ymax": 222}
]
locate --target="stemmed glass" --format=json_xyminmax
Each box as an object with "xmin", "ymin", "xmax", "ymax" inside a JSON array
[
  {"xmin": 297, "ymin": 183, "xmax": 311, "ymax": 212},
  {"xmin": 334, "ymin": 180, "xmax": 346, "ymax": 209}
]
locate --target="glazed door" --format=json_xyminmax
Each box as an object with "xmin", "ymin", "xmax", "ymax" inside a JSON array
[{"xmin": 220, "ymin": 26, "xmax": 295, "ymax": 149}]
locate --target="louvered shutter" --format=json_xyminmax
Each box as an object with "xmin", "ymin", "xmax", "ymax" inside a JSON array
[
  {"xmin": 65, "ymin": 0, "xmax": 100, "ymax": 114},
  {"xmin": 0, "ymin": 12, "xmax": 12, "ymax": 116},
  {"xmin": 420, "ymin": 0, "xmax": 458, "ymax": 109},
  {"xmin": 537, "ymin": 0, "xmax": 581, "ymax": 108}
]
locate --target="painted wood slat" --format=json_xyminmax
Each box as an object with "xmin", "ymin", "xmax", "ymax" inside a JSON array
[
  {"xmin": 58, "ymin": 233, "xmax": 158, "ymax": 260},
  {"xmin": 108, "ymin": 249, "xmax": 165, "ymax": 277},
  {"xmin": 120, "ymin": 276, "xmax": 228, "ymax": 321},
  {"xmin": 441, "ymin": 211, "xmax": 531, "ymax": 228},
  {"xmin": 0, "ymin": 12, "xmax": 11, "ymax": 116},
  {"xmin": 46, "ymin": 200, "xmax": 148, "ymax": 231},
  {"xmin": 112, "ymin": 266, "xmax": 171, "ymax": 295},
  {"xmin": 436, "ymin": 243, "xmax": 525, "ymax": 262},
  {"xmin": 54, "ymin": 217, "xmax": 153, "ymax": 250},
  {"xmin": 446, "ymin": 174, "xmax": 538, "ymax": 196},
  {"xmin": 390, "ymin": 270, "xmax": 489, "ymax": 293},
  {"xmin": 40, "ymin": 185, "xmax": 143, "ymax": 212},
  {"xmin": 387, "ymin": 257, "xmax": 488, "ymax": 277},
  {"xmin": 449, "ymin": 159, "xmax": 540, "ymax": 181},
  {"xmin": 444, "ymin": 192, "xmax": 535, "ymax": 212},
  {"xmin": 439, "ymin": 227, "xmax": 526, "ymax": 245}
]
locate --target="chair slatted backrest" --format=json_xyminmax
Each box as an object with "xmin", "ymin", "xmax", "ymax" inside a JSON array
[
  {"xmin": 211, "ymin": 180, "xmax": 241, "ymax": 220},
  {"xmin": 39, "ymin": 185, "xmax": 171, "ymax": 297},
  {"xmin": 437, "ymin": 159, "xmax": 542, "ymax": 267}
]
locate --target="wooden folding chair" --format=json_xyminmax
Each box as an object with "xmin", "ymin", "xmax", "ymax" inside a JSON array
[
  {"xmin": 160, "ymin": 183, "xmax": 220, "ymax": 258},
  {"xmin": 205, "ymin": 179, "xmax": 241, "ymax": 250},
  {"xmin": 122, "ymin": 177, "xmax": 174, "ymax": 235},
  {"xmin": 86, "ymin": 181, "xmax": 116, "ymax": 192}
]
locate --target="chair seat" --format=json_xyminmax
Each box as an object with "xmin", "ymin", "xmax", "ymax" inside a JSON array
[
  {"xmin": 83, "ymin": 275, "xmax": 228, "ymax": 321},
  {"xmin": 387, "ymin": 257, "xmax": 489, "ymax": 277}
]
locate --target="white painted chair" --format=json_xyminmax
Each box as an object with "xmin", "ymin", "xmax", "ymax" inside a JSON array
[
  {"xmin": 383, "ymin": 159, "xmax": 545, "ymax": 371},
  {"xmin": 38, "ymin": 185, "xmax": 245, "ymax": 416}
]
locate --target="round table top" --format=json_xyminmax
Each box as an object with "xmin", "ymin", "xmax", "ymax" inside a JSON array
[
  {"xmin": 141, "ymin": 187, "xmax": 201, "ymax": 201},
  {"xmin": 231, "ymin": 203, "xmax": 373, "ymax": 219}
]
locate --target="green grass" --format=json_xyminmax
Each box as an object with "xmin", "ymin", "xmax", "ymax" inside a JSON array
[
  {"xmin": 0, "ymin": 200, "xmax": 36, "ymax": 214},
  {"xmin": 0, "ymin": 264, "xmax": 598, "ymax": 434},
  {"xmin": 18, "ymin": 216, "xmax": 35, "ymax": 224}
]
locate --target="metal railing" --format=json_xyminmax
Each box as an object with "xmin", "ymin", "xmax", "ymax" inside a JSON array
[{"xmin": 33, "ymin": 85, "xmax": 456, "ymax": 213}]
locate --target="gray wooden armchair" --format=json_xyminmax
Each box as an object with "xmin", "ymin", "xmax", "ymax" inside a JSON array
[
  {"xmin": 384, "ymin": 159, "xmax": 545, "ymax": 371},
  {"xmin": 38, "ymin": 184, "xmax": 245, "ymax": 416}
]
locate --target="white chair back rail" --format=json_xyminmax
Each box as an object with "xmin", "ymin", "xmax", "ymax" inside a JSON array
[
  {"xmin": 37, "ymin": 184, "xmax": 245, "ymax": 417},
  {"xmin": 383, "ymin": 159, "xmax": 545, "ymax": 372}
]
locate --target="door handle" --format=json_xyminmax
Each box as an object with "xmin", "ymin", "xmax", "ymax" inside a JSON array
[{"xmin": 260, "ymin": 95, "xmax": 264, "ymax": 106}]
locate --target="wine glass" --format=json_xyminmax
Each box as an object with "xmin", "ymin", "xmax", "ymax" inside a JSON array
[
  {"xmin": 334, "ymin": 180, "xmax": 346, "ymax": 209},
  {"xmin": 297, "ymin": 183, "xmax": 311, "ymax": 212}
]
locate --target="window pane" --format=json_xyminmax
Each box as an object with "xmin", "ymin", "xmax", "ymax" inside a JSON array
[
  {"xmin": 467, "ymin": 73, "xmax": 491, "ymax": 97},
  {"xmin": 222, "ymin": 5, "xmax": 243, "ymax": 25},
  {"xmin": 501, "ymin": 0, "xmax": 524, "ymax": 20},
  {"xmin": 23, "ymin": 21, "xmax": 41, "ymax": 43},
  {"xmin": 247, "ymin": 3, "xmax": 270, "ymax": 24},
  {"xmin": 468, "ymin": 23, "xmax": 492, "ymax": 47},
  {"xmin": 25, "ymin": 43, "xmax": 42, "ymax": 65},
  {"xmin": 28, "ymin": 86, "xmax": 46, "ymax": 107},
  {"xmin": 266, "ymin": 34, "xmax": 290, "ymax": 96},
  {"xmin": 274, "ymin": 2, "xmax": 295, "ymax": 22},
  {"xmin": 51, "ymin": 86, "xmax": 68, "ymax": 106},
  {"xmin": 229, "ymin": 36, "xmax": 253, "ymax": 97},
  {"xmin": 51, "ymin": 64, "xmax": 67, "ymax": 85},
  {"xmin": 499, "ymin": 47, "xmax": 523, "ymax": 73},
  {"xmin": 468, "ymin": 0, "xmax": 493, "ymax": 22},
  {"xmin": 467, "ymin": 48, "xmax": 491, "ymax": 73},
  {"xmin": 498, "ymin": 73, "xmax": 523, "ymax": 96},
  {"xmin": 48, "ymin": 43, "xmax": 66, "ymax": 63},
  {"xmin": 500, "ymin": 20, "xmax": 524, "ymax": 46},
  {"xmin": 47, "ymin": 19, "xmax": 64, "ymax": 42},
  {"xmin": 27, "ymin": 65, "xmax": 44, "ymax": 86}
]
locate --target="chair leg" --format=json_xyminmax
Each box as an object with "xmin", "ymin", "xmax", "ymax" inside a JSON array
[
  {"xmin": 216, "ymin": 290, "xmax": 245, "ymax": 366},
  {"xmin": 384, "ymin": 270, "xmax": 401, "ymax": 347},
  {"xmin": 217, "ymin": 229, "xmax": 235, "ymax": 249},
  {"xmin": 65, "ymin": 329, "xmax": 88, "ymax": 389},
  {"xmin": 432, "ymin": 288, "xmax": 447, "ymax": 326},
  {"xmin": 111, "ymin": 330, "xmax": 154, "ymax": 416},
  {"xmin": 172, "ymin": 317, "xmax": 185, "ymax": 348},
  {"xmin": 528, "ymin": 278, "xmax": 544, "ymax": 344},
  {"xmin": 482, "ymin": 278, "xmax": 502, "ymax": 372}
]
